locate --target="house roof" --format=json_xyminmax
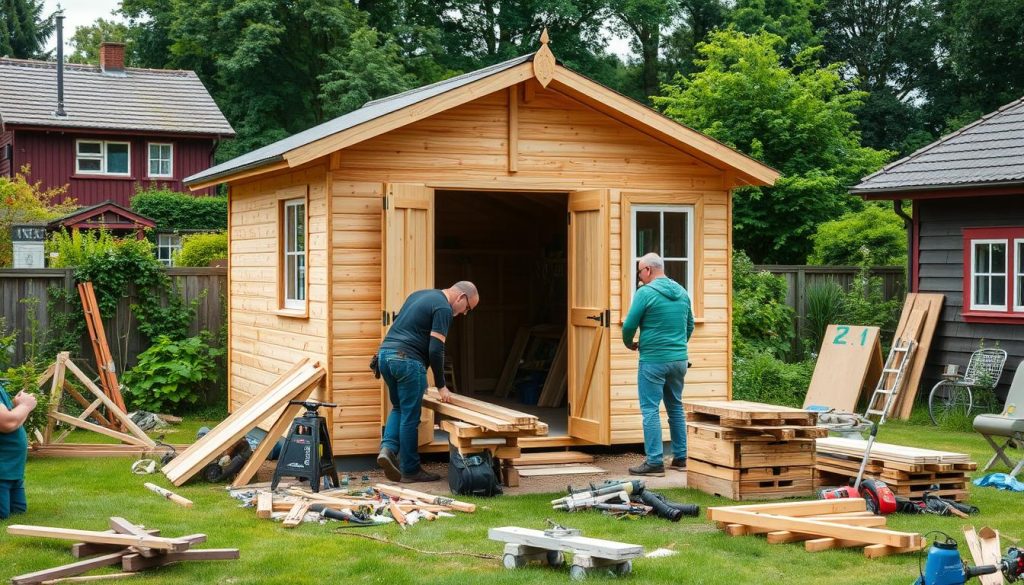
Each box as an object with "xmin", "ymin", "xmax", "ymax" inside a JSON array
[
  {"xmin": 0, "ymin": 58, "xmax": 235, "ymax": 137},
  {"xmin": 48, "ymin": 200, "xmax": 155, "ymax": 230},
  {"xmin": 184, "ymin": 50, "xmax": 779, "ymax": 188},
  {"xmin": 851, "ymin": 96, "xmax": 1024, "ymax": 195}
]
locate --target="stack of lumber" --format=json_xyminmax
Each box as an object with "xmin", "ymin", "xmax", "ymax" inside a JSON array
[
  {"xmin": 6, "ymin": 517, "xmax": 238, "ymax": 584},
  {"xmin": 241, "ymin": 483, "xmax": 475, "ymax": 529},
  {"xmin": 511, "ymin": 450, "xmax": 604, "ymax": 478},
  {"xmin": 684, "ymin": 400, "xmax": 826, "ymax": 500},
  {"xmin": 879, "ymin": 293, "xmax": 944, "ymax": 420},
  {"xmin": 815, "ymin": 437, "xmax": 975, "ymax": 502},
  {"xmin": 708, "ymin": 498, "xmax": 926, "ymax": 558}
]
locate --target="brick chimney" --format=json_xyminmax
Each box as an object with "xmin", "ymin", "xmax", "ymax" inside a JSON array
[{"xmin": 99, "ymin": 42, "xmax": 126, "ymax": 74}]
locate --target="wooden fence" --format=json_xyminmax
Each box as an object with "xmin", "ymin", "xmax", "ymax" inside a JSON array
[
  {"xmin": 754, "ymin": 265, "xmax": 906, "ymax": 352},
  {"xmin": 0, "ymin": 267, "xmax": 226, "ymax": 370}
]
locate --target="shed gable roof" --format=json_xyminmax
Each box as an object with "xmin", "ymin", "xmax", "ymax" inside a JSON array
[
  {"xmin": 0, "ymin": 58, "xmax": 235, "ymax": 137},
  {"xmin": 852, "ymin": 96, "xmax": 1024, "ymax": 195},
  {"xmin": 184, "ymin": 51, "xmax": 779, "ymax": 189}
]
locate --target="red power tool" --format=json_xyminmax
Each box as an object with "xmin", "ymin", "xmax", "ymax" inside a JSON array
[{"xmin": 818, "ymin": 421, "xmax": 897, "ymax": 515}]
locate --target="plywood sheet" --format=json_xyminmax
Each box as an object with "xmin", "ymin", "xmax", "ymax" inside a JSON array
[{"xmin": 804, "ymin": 325, "xmax": 882, "ymax": 411}]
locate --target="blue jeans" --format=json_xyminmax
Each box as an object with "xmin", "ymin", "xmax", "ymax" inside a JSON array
[
  {"xmin": 0, "ymin": 478, "xmax": 27, "ymax": 519},
  {"xmin": 379, "ymin": 349, "xmax": 428, "ymax": 475},
  {"xmin": 638, "ymin": 361, "xmax": 688, "ymax": 466}
]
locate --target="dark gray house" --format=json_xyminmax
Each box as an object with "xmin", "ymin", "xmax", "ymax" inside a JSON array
[{"xmin": 851, "ymin": 97, "xmax": 1024, "ymax": 399}]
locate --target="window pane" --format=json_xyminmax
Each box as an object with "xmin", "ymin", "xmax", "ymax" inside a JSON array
[
  {"xmin": 992, "ymin": 276, "xmax": 1006, "ymax": 305},
  {"xmin": 294, "ymin": 204, "xmax": 305, "ymax": 252},
  {"xmin": 285, "ymin": 205, "xmax": 295, "ymax": 252},
  {"xmin": 78, "ymin": 158, "xmax": 101, "ymax": 172},
  {"xmin": 78, "ymin": 142, "xmax": 101, "ymax": 154},
  {"xmin": 106, "ymin": 144, "xmax": 129, "ymax": 173},
  {"xmin": 296, "ymin": 256, "xmax": 306, "ymax": 300},
  {"xmin": 975, "ymin": 243, "xmax": 990, "ymax": 272},
  {"xmin": 992, "ymin": 243, "xmax": 1006, "ymax": 272},
  {"xmin": 1018, "ymin": 275, "xmax": 1024, "ymax": 307},
  {"xmin": 286, "ymin": 255, "xmax": 296, "ymax": 299},
  {"xmin": 975, "ymin": 275, "xmax": 989, "ymax": 305},
  {"xmin": 663, "ymin": 212, "xmax": 688, "ymax": 258},
  {"xmin": 665, "ymin": 260, "xmax": 688, "ymax": 290},
  {"xmin": 636, "ymin": 211, "xmax": 660, "ymax": 256}
]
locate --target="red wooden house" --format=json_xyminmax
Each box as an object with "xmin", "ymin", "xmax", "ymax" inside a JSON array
[{"xmin": 0, "ymin": 43, "xmax": 234, "ymax": 209}]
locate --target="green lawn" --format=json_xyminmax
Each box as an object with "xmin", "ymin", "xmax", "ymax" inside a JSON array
[{"xmin": 2, "ymin": 416, "xmax": 1022, "ymax": 585}]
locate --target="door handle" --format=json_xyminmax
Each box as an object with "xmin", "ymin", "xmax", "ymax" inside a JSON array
[{"xmin": 586, "ymin": 313, "xmax": 603, "ymax": 324}]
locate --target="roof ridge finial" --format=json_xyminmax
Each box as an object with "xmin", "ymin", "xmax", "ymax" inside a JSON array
[{"xmin": 540, "ymin": 28, "xmax": 549, "ymax": 46}]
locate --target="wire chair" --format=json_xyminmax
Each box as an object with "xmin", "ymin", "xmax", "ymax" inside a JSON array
[{"xmin": 928, "ymin": 348, "xmax": 1008, "ymax": 425}]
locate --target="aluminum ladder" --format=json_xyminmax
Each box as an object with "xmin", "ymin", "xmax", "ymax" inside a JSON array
[{"xmin": 864, "ymin": 339, "xmax": 916, "ymax": 423}]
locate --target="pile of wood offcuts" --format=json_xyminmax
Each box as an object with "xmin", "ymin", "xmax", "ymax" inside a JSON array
[
  {"xmin": 684, "ymin": 400, "xmax": 826, "ymax": 500},
  {"xmin": 815, "ymin": 437, "xmax": 975, "ymax": 502}
]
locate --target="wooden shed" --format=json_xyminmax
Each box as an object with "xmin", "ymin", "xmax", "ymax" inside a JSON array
[{"xmin": 184, "ymin": 38, "xmax": 779, "ymax": 455}]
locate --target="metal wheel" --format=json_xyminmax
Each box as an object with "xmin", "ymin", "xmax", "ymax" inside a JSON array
[
  {"xmin": 503, "ymin": 554, "xmax": 526, "ymax": 570},
  {"xmin": 928, "ymin": 381, "xmax": 973, "ymax": 425},
  {"xmin": 546, "ymin": 550, "xmax": 565, "ymax": 567},
  {"xmin": 615, "ymin": 561, "xmax": 633, "ymax": 576},
  {"xmin": 570, "ymin": 565, "xmax": 588, "ymax": 581}
]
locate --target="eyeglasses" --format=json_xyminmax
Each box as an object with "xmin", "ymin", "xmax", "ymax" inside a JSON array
[
  {"xmin": 636, "ymin": 265, "xmax": 651, "ymax": 280},
  {"xmin": 459, "ymin": 294, "xmax": 474, "ymax": 316}
]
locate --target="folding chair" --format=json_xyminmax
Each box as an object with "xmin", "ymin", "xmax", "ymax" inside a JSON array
[{"xmin": 973, "ymin": 361, "xmax": 1024, "ymax": 479}]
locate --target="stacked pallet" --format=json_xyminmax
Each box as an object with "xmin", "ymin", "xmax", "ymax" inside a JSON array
[
  {"xmin": 708, "ymin": 498, "xmax": 926, "ymax": 558},
  {"xmin": 684, "ymin": 400, "xmax": 826, "ymax": 500},
  {"xmin": 815, "ymin": 437, "xmax": 976, "ymax": 502}
]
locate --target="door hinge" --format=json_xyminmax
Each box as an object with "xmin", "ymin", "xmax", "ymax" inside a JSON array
[
  {"xmin": 604, "ymin": 309, "xmax": 611, "ymax": 328},
  {"xmin": 382, "ymin": 196, "xmax": 388, "ymax": 210},
  {"xmin": 381, "ymin": 310, "xmax": 390, "ymax": 326}
]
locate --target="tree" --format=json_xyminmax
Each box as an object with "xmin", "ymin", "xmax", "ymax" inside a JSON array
[
  {"xmin": 609, "ymin": 0, "xmax": 677, "ymax": 101},
  {"xmin": 0, "ymin": 0, "xmax": 54, "ymax": 59},
  {"xmin": 730, "ymin": 0, "xmax": 823, "ymax": 61},
  {"xmin": 0, "ymin": 166, "xmax": 76, "ymax": 267},
  {"xmin": 808, "ymin": 203, "xmax": 907, "ymax": 266},
  {"xmin": 663, "ymin": 0, "xmax": 730, "ymax": 77},
  {"xmin": 319, "ymin": 27, "xmax": 416, "ymax": 118},
  {"xmin": 654, "ymin": 30, "xmax": 892, "ymax": 263},
  {"xmin": 68, "ymin": 19, "xmax": 134, "ymax": 65}
]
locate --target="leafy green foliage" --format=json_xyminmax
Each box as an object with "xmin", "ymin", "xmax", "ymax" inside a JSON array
[
  {"xmin": 123, "ymin": 334, "xmax": 224, "ymax": 413},
  {"xmin": 0, "ymin": 317, "xmax": 17, "ymax": 372},
  {"xmin": 319, "ymin": 27, "xmax": 416, "ymax": 118},
  {"xmin": 67, "ymin": 19, "xmax": 134, "ymax": 65},
  {"xmin": 130, "ymin": 188, "xmax": 227, "ymax": 232},
  {"xmin": 174, "ymin": 232, "xmax": 228, "ymax": 268},
  {"xmin": 1, "ymin": 361, "xmax": 49, "ymax": 436},
  {"xmin": 0, "ymin": 0, "xmax": 54, "ymax": 59},
  {"xmin": 839, "ymin": 256, "xmax": 904, "ymax": 344},
  {"xmin": 654, "ymin": 30, "xmax": 893, "ymax": 263},
  {"xmin": 0, "ymin": 166, "xmax": 76, "ymax": 268},
  {"xmin": 732, "ymin": 350, "xmax": 816, "ymax": 407},
  {"xmin": 732, "ymin": 250, "xmax": 794, "ymax": 358},
  {"xmin": 803, "ymin": 280, "xmax": 845, "ymax": 353},
  {"xmin": 809, "ymin": 203, "xmax": 907, "ymax": 266}
]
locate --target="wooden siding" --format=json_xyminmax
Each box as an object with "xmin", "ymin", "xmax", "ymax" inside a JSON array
[
  {"xmin": 1, "ymin": 130, "xmax": 12, "ymax": 177},
  {"xmin": 916, "ymin": 194, "xmax": 1024, "ymax": 398},
  {"xmin": 11, "ymin": 129, "xmax": 217, "ymax": 207},
  {"xmin": 227, "ymin": 166, "xmax": 331, "ymax": 418}
]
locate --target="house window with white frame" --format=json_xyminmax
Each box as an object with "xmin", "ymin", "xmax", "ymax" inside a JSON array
[
  {"xmin": 1016, "ymin": 238, "xmax": 1024, "ymax": 312},
  {"xmin": 156, "ymin": 233, "xmax": 181, "ymax": 266},
  {"xmin": 631, "ymin": 205, "xmax": 694, "ymax": 296},
  {"xmin": 148, "ymin": 143, "xmax": 173, "ymax": 178},
  {"xmin": 75, "ymin": 140, "xmax": 130, "ymax": 175},
  {"xmin": 970, "ymin": 239, "xmax": 1007, "ymax": 311},
  {"xmin": 283, "ymin": 199, "xmax": 306, "ymax": 310}
]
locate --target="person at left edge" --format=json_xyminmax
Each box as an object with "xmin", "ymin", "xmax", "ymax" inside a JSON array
[{"xmin": 0, "ymin": 383, "xmax": 37, "ymax": 519}]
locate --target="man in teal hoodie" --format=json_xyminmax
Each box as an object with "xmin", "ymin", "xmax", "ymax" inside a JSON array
[
  {"xmin": 0, "ymin": 382, "xmax": 36, "ymax": 519},
  {"xmin": 622, "ymin": 253, "xmax": 695, "ymax": 476}
]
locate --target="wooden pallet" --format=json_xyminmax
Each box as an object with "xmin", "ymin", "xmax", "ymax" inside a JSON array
[
  {"xmin": 687, "ymin": 424, "xmax": 815, "ymax": 468},
  {"xmin": 816, "ymin": 470, "xmax": 969, "ymax": 502},
  {"xmin": 684, "ymin": 400, "xmax": 817, "ymax": 426},
  {"xmin": 424, "ymin": 389, "xmax": 543, "ymax": 433}
]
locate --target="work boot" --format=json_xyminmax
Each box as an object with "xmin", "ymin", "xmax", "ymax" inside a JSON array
[
  {"xmin": 377, "ymin": 447, "xmax": 401, "ymax": 482},
  {"xmin": 628, "ymin": 461, "xmax": 665, "ymax": 477},
  {"xmin": 400, "ymin": 468, "xmax": 441, "ymax": 483},
  {"xmin": 669, "ymin": 457, "xmax": 687, "ymax": 471}
]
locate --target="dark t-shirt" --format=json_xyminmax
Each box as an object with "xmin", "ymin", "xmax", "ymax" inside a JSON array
[
  {"xmin": 0, "ymin": 386, "xmax": 28, "ymax": 480},
  {"xmin": 380, "ymin": 289, "xmax": 453, "ymax": 366}
]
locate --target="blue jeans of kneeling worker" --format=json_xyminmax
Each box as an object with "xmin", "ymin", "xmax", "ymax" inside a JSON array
[
  {"xmin": 379, "ymin": 349, "xmax": 428, "ymax": 475},
  {"xmin": 638, "ymin": 361, "xmax": 688, "ymax": 466}
]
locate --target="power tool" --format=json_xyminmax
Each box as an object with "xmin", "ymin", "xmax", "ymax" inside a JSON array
[
  {"xmin": 271, "ymin": 400, "xmax": 339, "ymax": 492},
  {"xmin": 818, "ymin": 421, "xmax": 898, "ymax": 514},
  {"xmin": 914, "ymin": 533, "xmax": 1024, "ymax": 584}
]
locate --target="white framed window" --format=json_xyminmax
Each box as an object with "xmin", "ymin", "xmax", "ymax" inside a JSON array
[
  {"xmin": 75, "ymin": 140, "xmax": 130, "ymax": 175},
  {"xmin": 630, "ymin": 205, "xmax": 694, "ymax": 297},
  {"xmin": 156, "ymin": 233, "xmax": 182, "ymax": 266},
  {"xmin": 148, "ymin": 143, "xmax": 173, "ymax": 178},
  {"xmin": 282, "ymin": 199, "xmax": 306, "ymax": 310},
  {"xmin": 1015, "ymin": 239, "xmax": 1024, "ymax": 312},
  {"xmin": 970, "ymin": 239, "xmax": 1008, "ymax": 311}
]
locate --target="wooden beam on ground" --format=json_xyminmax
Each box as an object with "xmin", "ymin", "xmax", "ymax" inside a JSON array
[
  {"xmin": 49, "ymin": 413, "xmax": 148, "ymax": 447},
  {"xmin": 10, "ymin": 551, "xmax": 129, "ymax": 585},
  {"xmin": 705, "ymin": 508, "xmax": 921, "ymax": 548},
  {"xmin": 72, "ymin": 529, "xmax": 160, "ymax": 558},
  {"xmin": 257, "ymin": 492, "xmax": 273, "ymax": 519},
  {"xmin": 375, "ymin": 484, "xmax": 476, "ymax": 513},
  {"xmin": 6, "ymin": 526, "xmax": 191, "ymax": 551},
  {"xmin": 282, "ymin": 502, "xmax": 310, "ymax": 528},
  {"xmin": 721, "ymin": 499, "xmax": 867, "ymax": 516},
  {"xmin": 121, "ymin": 549, "xmax": 239, "ymax": 572}
]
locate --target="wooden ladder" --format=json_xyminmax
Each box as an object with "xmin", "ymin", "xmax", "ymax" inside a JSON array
[
  {"xmin": 864, "ymin": 339, "xmax": 916, "ymax": 423},
  {"xmin": 78, "ymin": 281, "xmax": 128, "ymax": 424}
]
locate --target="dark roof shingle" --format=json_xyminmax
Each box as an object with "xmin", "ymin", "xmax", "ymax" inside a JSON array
[
  {"xmin": 0, "ymin": 58, "xmax": 234, "ymax": 136},
  {"xmin": 852, "ymin": 97, "xmax": 1024, "ymax": 193}
]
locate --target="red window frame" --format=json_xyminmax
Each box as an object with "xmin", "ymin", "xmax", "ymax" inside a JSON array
[{"xmin": 962, "ymin": 226, "xmax": 1024, "ymax": 324}]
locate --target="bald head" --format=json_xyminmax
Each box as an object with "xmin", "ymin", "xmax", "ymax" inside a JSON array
[
  {"xmin": 446, "ymin": 281, "xmax": 479, "ymax": 316},
  {"xmin": 639, "ymin": 253, "xmax": 664, "ymax": 270}
]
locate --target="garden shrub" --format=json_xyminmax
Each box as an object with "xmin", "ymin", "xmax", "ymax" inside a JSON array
[
  {"xmin": 732, "ymin": 350, "xmax": 816, "ymax": 407},
  {"xmin": 0, "ymin": 165, "xmax": 76, "ymax": 267},
  {"xmin": 1, "ymin": 361, "xmax": 50, "ymax": 437},
  {"xmin": 809, "ymin": 203, "xmax": 907, "ymax": 267},
  {"xmin": 123, "ymin": 334, "xmax": 224, "ymax": 413},
  {"xmin": 130, "ymin": 187, "xmax": 227, "ymax": 232},
  {"xmin": 803, "ymin": 280, "xmax": 846, "ymax": 353},
  {"xmin": 732, "ymin": 250, "xmax": 794, "ymax": 358},
  {"xmin": 839, "ymin": 251, "xmax": 903, "ymax": 345},
  {"xmin": 175, "ymin": 232, "xmax": 227, "ymax": 267}
]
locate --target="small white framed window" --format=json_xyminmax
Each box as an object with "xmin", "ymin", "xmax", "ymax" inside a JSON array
[
  {"xmin": 282, "ymin": 199, "xmax": 306, "ymax": 310},
  {"xmin": 148, "ymin": 143, "xmax": 173, "ymax": 178},
  {"xmin": 630, "ymin": 205, "xmax": 694, "ymax": 298},
  {"xmin": 76, "ymin": 140, "xmax": 130, "ymax": 175},
  {"xmin": 1015, "ymin": 239, "xmax": 1024, "ymax": 312},
  {"xmin": 156, "ymin": 233, "xmax": 181, "ymax": 267},
  {"xmin": 970, "ymin": 239, "xmax": 1008, "ymax": 311}
]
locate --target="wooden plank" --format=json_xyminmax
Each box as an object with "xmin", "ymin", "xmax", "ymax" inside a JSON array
[
  {"xmin": 257, "ymin": 492, "xmax": 274, "ymax": 519},
  {"xmin": 10, "ymin": 551, "xmax": 129, "ymax": 585},
  {"xmin": 516, "ymin": 465, "xmax": 606, "ymax": 476},
  {"xmin": 683, "ymin": 400, "xmax": 814, "ymax": 422},
  {"xmin": 705, "ymin": 508, "xmax": 921, "ymax": 548},
  {"xmin": 49, "ymin": 413, "xmax": 149, "ymax": 447},
  {"xmin": 282, "ymin": 502, "xmax": 310, "ymax": 528},
  {"xmin": 60, "ymin": 358, "xmax": 155, "ymax": 448},
  {"xmin": 374, "ymin": 484, "xmax": 476, "ymax": 513},
  {"xmin": 6, "ymin": 526, "xmax": 192, "ymax": 551},
  {"xmin": 107, "ymin": 518, "xmax": 160, "ymax": 558},
  {"xmin": 862, "ymin": 543, "xmax": 928, "ymax": 558},
  {"xmin": 494, "ymin": 326, "xmax": 530, "ymax": 398},
  {"xmin": 815, "ymin": 438, "xmax": 971, "ymax": 464},
  {"xmin": 423, "ymin": 388, "xmax": 536, "ymax": 426},
  {"xmin": 488, "ymin": 527, "xmax": 643, "ymax": 560},
  {"xmin": 895, "ymin": 294, "xmax": 945, "ymax": 420},
  {"xmin": 121, "ymin": 549, "xmax": 239, "ymax": 572},
  {"xmin": 537, "ymin": 330, "xmax": 567, "ymax": 407},
  {"xmin": 230, "ymin": 402, "xmax": 303, "ymax": 488},
  {"xmin": 72, "ymin": 529, "xmax": 160, "ymax": 558},
  {"xmin": 804, "ymin": 325, "xmax": 882, "ymax": 411},
  {"xmin": 723, "ymin": 498, "xmax": 867, "ymax": 515},
  {"xmin": 512, "ymin": 451, "xmax": 594, "ymax": 466},
  {"xmin": 421, "ymin": 395, "xmax": 521, "ymax": 432}
]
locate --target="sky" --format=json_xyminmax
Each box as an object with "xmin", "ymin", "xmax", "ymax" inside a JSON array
[{"xmin": 42, "ymin": 0, "xmax": 633, "ymax": 59}]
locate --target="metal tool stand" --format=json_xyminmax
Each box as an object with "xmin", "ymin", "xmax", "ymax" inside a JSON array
[{"xmin": 489, "ymin": 525, "xmax": 642, "ymax": 581}]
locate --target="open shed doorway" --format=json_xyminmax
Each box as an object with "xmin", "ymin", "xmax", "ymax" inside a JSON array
[{"xmin": 435, "ymin": 190, "xmax": 570, "ymax": 435}]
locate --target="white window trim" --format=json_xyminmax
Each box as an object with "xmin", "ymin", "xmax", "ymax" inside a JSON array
[
  {"xmin": 147, "ymin": 142, "xmax": 174, "ymax": 178},
  {"xmin": 629, "ymin": 204, "xmax": 694, "ymax": 302},
  {"xmin": 156, "ymin": 233, "xmax": 181, "ymax": 267},
  {"xmin": 1015, "ymin": 238, "xmax": 1024, "ymax": 312},
  {"xmin": 283, "ymin": 199, "xmax": 306, "ymax": 310},
  {"xmin": 75, "ymin": 139, "xmax": 131, "ymax": 176},
  {"xmin": 970, "ymin": 238, "xmax": 1008, "ymax": 311}
]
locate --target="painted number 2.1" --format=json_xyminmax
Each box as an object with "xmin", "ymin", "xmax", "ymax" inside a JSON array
[{"xmin": 832, "ymin": 326, "xmax": 869, "ymax": 346}]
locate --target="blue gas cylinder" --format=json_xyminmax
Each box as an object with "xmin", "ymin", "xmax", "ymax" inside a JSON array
[{"xmin": 915, "ymin": 539, "xmax": 966, "ymax": 585}]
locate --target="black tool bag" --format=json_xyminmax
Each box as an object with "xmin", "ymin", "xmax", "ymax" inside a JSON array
[{"xmin": 448, "ymin": 445, "xmax": 502, "ymax": 497}]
